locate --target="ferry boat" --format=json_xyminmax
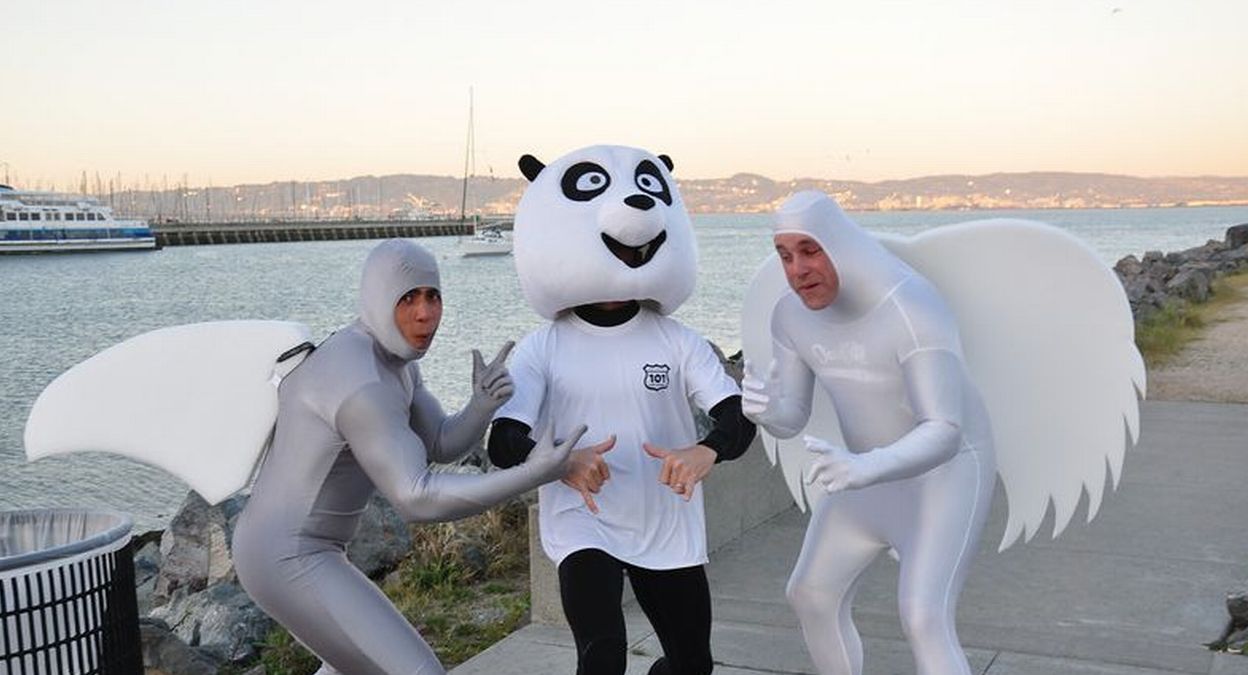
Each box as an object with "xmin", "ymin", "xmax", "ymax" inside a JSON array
[{"xmin": 0, "ymin": 185, "xmax": 157, "ymax": 254}]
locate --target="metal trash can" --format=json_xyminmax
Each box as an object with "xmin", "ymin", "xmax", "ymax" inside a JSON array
[{"xmin": 0, "ymin": 509, "xmax": 141, "ymax": 675}]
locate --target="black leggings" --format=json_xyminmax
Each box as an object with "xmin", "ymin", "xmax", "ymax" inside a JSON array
[{"xmin": 558, "ymin": 548, "xmax": 713, "ymax": 675}]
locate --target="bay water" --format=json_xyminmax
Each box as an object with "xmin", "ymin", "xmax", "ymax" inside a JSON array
[{"xmin": 2, "ymin": 206, "xmax": 1245, "ymax": 531}]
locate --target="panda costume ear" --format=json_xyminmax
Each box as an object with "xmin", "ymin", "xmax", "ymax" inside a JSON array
[
  {"xmin": 658, "ymin": 154, "xmax": 674, "ymax": 172},
  {"xmin": 519, "ymin": 154, "xmax": 545, "ymax": 182}
]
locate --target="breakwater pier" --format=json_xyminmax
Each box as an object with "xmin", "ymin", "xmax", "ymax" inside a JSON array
[{"xmin": 150, "ymin": 218, "xmax": 504, "ymax": 247}]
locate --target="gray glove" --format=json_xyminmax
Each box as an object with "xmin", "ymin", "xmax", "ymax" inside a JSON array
[{"xmin": 468, "ymin": 341, "xmax": 515, "ymax": 415}]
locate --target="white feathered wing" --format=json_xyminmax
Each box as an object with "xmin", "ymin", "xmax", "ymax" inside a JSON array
[
  {"xmin": 741, "ymin": 219, "xmax": 1146, "ymax": 550},
  {"xmin": 24, "ymin": 320, "xmax": 314, "ymax": 505}
]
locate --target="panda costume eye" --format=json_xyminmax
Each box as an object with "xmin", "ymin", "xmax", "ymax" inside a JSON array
[
  {"xmin": 561, "ymin": 162, "xmax": 612, "ymax": 202},
  {"xmin": 634, "ymin": 160, "xmax": 672, "ymax": 206},
  {"xmin": 578, "ymin": 173, "xmax": 608, "ymax": 191}
]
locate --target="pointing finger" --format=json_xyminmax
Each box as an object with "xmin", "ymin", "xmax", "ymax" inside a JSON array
[
  {"xmin": 643, "ymin": 443, "xmax": 675, "ymax": 485},
  {"xmin": 803, "ymin": 435, "xmax": 832, "ymax": 454},
  {"xmin": 596, "ymin": 436, "xmax": 615, "ymax": 480},
  {"xmin": 658, "ymin": 455, "xmax": 674, "ymax": 486},
  {"xmin": 490, "ymin": 340, "xmax": 516, "ymax": 369},
  {"xmin": 561, "ymin": 424, "xmax": 589, "ymax": 451},
  {"xmin": 593, "ymin": 434, "xmax": 617, "ymax": 455},
  {"xmin": 806, "ymin": 460, "xmax": 832, "ymax": 486},
  {"xmin": 581, "ymin": 488, "xmax": 599, "ymax": 514},
  {"xmin": 642, "ymin": 443, "xmax": 670, "ymax": 460},
  {"xmin": 471, "ymin": 349, "xmax": 485, "ymax": 376}
]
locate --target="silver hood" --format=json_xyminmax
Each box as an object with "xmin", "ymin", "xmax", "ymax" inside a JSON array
[
  {"xmin": 773, "ymin": 190, "xmax": 914, "ymax": 320},
  {"xmin": 357, "ymin": 239, "xmax": 440, "ymax": 361}
]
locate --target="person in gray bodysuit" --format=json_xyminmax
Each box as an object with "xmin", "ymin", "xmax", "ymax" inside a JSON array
[
  {"xmin": 232, "ymin": 239, "xmax": 584, "ymax": 675},
  {"xmin": 743, "ymin": 192, "xmax": 996, "ymax": 675}
]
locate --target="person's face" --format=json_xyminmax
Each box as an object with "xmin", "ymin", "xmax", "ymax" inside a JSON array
[
  {"xmin": 394, "ymin": 287, "xmax": 443, "ymax": 352},
  {"xmin": 775, "ymin": 233, "xmax": 839, "ymax": 310}
]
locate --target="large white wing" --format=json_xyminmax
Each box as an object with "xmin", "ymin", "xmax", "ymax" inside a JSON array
[
  {"xmin": 883, "ymin": 220, "xmax": 1144, "ymax": 550},
  {"xmin": 24, "ymin": 321, "xmax": 314, "ymax": 505},
  {"xmin": 741, "ymin": 219, "xmax": 1145, "ymax": 550}
]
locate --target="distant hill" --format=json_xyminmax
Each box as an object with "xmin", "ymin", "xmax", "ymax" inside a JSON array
[
  {"xmin": 679, "ymin": 172, "xmax": 1248, "ymax": 213},
  {"xmin": 106, "ymin": 172, "xmax": 1248, "ymax": 222}
]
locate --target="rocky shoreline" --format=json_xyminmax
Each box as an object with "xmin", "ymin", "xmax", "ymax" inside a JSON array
[{"xmin": 1113, "ymin": 223, "xmax": 1248, "ymax": 320}]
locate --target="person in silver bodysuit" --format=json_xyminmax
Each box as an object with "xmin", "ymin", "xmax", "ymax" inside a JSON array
[
  {"xmin": 232, "ymin": 239, "xmax": 583, "ymax": 675},
  {"xmin": 743, "ymin": 192, "xmax": 996, "ymax": 675}
]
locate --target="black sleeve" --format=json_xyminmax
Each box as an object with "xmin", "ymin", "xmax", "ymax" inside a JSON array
[
  {"xmin": 699, "ymin": 395, "xmax": 757, "ymax": 464},
  {"xmin": 488, "ymin": 417, "xmax": 537, "ymax": 468}
]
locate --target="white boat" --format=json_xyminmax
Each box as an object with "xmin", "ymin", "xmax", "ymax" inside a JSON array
[
  {"xmin": 0, "ymin": 185, "xmax": 157, "ymax": 254},
  {"xmin": 454, "ymin": 88, "xmax": 512, "ymax": 258},
  {"xmin": 459, "ymin": 226, "xmax": 513, "ymax": 257}
]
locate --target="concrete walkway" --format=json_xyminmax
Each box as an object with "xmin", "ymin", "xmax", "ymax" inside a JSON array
[{"xmin": 452, "ymin": 401, "xmax": 1248, "ymax": 674}]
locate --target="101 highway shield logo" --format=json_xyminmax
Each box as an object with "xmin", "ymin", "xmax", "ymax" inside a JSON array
[{"xmin": 643, "ymin": 363, "xmax": 670, "ymax": 391}]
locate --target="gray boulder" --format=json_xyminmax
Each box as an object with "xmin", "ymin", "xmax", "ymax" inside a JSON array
[
  {"xmin": 140, "ymin": 618, "xmax": 219, "ymax": 675},
  {"xmin": 347, "ymin": 491, "xmax": 415, "ymax": 578},
  {"xmin": 153, "ymin": 492, "xmax": 246, "ymax": 605},
  {"xmin": 1121, "ymin": 275, "xmax": 1169, "ymax": 313},
  {"xmin": 1213, "ymin": 245, "xmax": 1248, "ymax": 272},
  {"xmin": 1171, "ymin": 239, "xmax": 1226, "ymax": 265},
  {"xmin": 134, "ymin": 539, "xmax": 163, "ymax": 615},
  {"xmin": 1226, "ymin": 223, "xmax": 1248, "ymax": 249},
  {"xmin": 148, "ymin": 581, "xmax": 274, "ymax": 664},
  {"xmin": 1161, "ymin": 239, "xmax": 1217, "ymax": 264},
  {"xmin": 1166, "ymin": 265, "xmax": 1215, "ymax": 303},
  {"xmin": 1114, "ymin": 254, "xmax": 1143, "ymax": 280}
]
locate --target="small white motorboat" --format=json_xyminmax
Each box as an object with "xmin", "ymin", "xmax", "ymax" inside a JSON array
[{"xmin": 459, "ymin": 226, "xmax": 512, "ymax": 257}]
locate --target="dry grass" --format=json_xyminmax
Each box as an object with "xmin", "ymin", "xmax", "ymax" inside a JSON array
[
  {"xmin": 1136, "ymin": 271, "xmax": 1248, "ymax": 369},
  {"xmin": 257, "ymin": 498, "xmax": 533, "ymax": 674}
]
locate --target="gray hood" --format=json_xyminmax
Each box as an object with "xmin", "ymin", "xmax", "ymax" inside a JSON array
[
  {"xmin": 773, "ymin": 190, "xmax": 914, "ymax": 320},
  {"xmin": 358, "ymin": 239, "xmax": 440, "ymax": 361}
]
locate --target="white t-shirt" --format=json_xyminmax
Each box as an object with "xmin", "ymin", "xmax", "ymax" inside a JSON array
[{"xmin": 496, "ymin": 307, "xmax": 739, "ymax": 569}]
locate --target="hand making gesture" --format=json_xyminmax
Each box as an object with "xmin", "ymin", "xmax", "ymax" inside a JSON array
[
  {"xmin": 643, "ymin": 443, "xmax": 717, "ymax": 501},
  {"xmin": 562, "ymin": 434, "xmax": 617, "ymax": 513}
]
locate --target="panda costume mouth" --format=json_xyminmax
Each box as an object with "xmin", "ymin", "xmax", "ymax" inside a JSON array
[{"xmin": 601, "ymin": 231, "xmax": 667, "ymax": 268}]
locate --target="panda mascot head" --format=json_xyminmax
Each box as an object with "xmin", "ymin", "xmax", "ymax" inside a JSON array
[{"xmin": 512, "ymin": 145, "xmax": 697, "ymax": 320}]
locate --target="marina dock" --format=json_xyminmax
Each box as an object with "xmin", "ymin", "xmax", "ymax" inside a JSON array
[{"xmin": 150, "ymin": 218, "xmax": 494, "ymax": 247}]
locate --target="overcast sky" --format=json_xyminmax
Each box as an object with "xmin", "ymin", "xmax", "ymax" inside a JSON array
[{"xmin": 3, "ymin": 0, "xmax": 1246, "ymax": 188}]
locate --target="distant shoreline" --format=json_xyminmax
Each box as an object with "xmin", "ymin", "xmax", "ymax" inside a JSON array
[
  {"xmin": 13, "ymin": 171, "xmax": 1245, "ymax": 223},
  {"xmin": 694, "ymin": 201, "xmax": 1248, "ymax": 215}
]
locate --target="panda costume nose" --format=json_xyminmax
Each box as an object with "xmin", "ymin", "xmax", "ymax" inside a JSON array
[{"xmin": 624, "ymin": 194, "xmax": 656, "ymax": 211}]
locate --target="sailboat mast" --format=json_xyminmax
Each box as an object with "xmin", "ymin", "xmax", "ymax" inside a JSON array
[{"xmin": 459, "ymin": 87, "xmax": 474, "ymax": 224}]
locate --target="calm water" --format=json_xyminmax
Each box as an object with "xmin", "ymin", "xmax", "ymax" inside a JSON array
[{"xmin": 3, "ymin": 206, "xmax": 1246, "ymax": 530}]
